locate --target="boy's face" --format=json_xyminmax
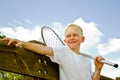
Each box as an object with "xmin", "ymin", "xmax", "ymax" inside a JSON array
[{"xmin": 64, "ymin": 27, "xmax": 85, "ymax": 50}]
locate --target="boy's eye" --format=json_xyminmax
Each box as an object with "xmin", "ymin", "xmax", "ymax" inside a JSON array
[
  {"xmin": 73, "ymin": 34, "xmax": 79, "ymax": 37},
  {"xmin": 66, "ymin": 34, "xmax": 79, "ymax": 38},
  {"xmin": 73, "ymin": 34, "xmax": 77, "ymax": 36},
  {"xmin": 66, "ymin": 35, "xmax": 70, "ymax": 38}
]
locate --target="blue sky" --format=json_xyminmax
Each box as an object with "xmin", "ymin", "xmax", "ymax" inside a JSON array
[
  {"xmin": 0, "ymin": 0, "xmax": 120, "ymax": 40},
  {"xmin": 0, "ymin": 0, "xmax": 120, "ymax": 79}
]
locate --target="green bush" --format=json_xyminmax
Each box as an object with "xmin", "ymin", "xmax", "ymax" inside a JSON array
[
  {"xmin": 0, "ymin": 70, "xmax": 23, "ymax": 80},
  {"xmin": 0, "ymin": 32, "xmax": 6, "ymax": 39}
]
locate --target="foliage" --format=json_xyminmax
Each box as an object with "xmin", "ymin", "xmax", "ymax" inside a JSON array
[
  {"xmin": 0, "ymin": 70, "xmax": 23, "ymax": 80},
  {"xmin": 0, "ymin": 32, "xmax": 6, "ymax": 39}
]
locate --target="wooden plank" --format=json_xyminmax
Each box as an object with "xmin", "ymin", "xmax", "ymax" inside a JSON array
[
  {"xmin": 0, "ymin": 40, "xmax": 59, "ymax": 80},
  {"xmin": 0, "ymin": 70, "xmax": 46, "ymax": 80},
  {"xmin": 116, "ymin": 77, "xmax": 120, "ymax": 80},
  {"xmin": 100, "ymin": 75, "xmax": 113, "ymax": 80}
]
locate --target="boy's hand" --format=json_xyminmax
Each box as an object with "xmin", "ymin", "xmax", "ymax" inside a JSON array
[
  {"xmin": 94, "ymin": 56, "xmax": 104, "ymax": 70},
  {"xmin": 1, "ymin": 37, "xmax": 24, "ymax": 47}
]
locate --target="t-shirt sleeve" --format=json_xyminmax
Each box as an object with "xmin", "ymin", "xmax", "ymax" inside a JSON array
[{"xmin": 49, "ymin": 46, "xmax": 67, "ymax": 65}]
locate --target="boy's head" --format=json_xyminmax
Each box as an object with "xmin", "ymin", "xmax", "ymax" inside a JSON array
[
  {"xmin": 64, "ymin": 24, "xmax": 83, "ymax": 36},
  {"xmin": 64, "ymin": 24, "xmax": 85, "ymax": 52}
]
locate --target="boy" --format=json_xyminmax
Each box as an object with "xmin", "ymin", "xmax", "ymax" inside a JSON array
[{"xmin": 1, "ymin": 24, "xmax": 104, "ymax": 80}]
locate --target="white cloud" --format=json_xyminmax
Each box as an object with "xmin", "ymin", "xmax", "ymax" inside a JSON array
[
  {"xmin": 73, "ymin": 18, "xmax": 103, "ymax": 51},
  {"xmin": 13, "ymin": 19, "xmax": 22, "ymax": 25},
  {"xmin": 98, "ymin": 38, "xmax": 120, "ymax": 55},
  {"xmin": 0, "ymin": 26, "xmax": 41, "ymax": 41},
  {"xmin": 0, "ymin": 27, "xmax": 15, "ymax": 37},
  {"xmin": 25, "ymin": 19, "xmax": 32, "ymax": 24}
]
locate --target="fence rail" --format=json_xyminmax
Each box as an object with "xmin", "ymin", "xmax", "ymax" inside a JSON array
[{"xmin": 0, "ymin": 40, "xmax": 59, "ymax": 80}]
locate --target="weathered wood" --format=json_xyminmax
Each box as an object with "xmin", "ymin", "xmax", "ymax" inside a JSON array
[
  {"xmin": 0, "ymin": 40, "xmax": 59, "ymax": 80},
  {"xmin": 100, "ymin": 75, "xmax": 114, "ymax": 80},
  {"xmin": 116, "ymin": 77, "xmax": 120, "ymax": 80},
  {"xmin": 0, "ymin": 70, "xmax": 45, "ymax": 80}
]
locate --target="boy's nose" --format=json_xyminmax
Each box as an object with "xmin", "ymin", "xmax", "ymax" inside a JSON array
[{"xmin": 70, "ymin": 35, "xmax": 74, "ymax": 39}]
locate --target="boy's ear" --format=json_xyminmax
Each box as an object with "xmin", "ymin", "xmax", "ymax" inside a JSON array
[
  {"xmin": 81, "ymin": 36, "xmax": 85, "ymax": 42},
  {"xmin": 64, "ymin": 39, "xmax": 66, "ymax": 43}
]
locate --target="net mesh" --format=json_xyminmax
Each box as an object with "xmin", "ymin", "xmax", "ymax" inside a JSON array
[{"xmin": 41, "ymin": 27, "xmax": 64, "ymax": 47}]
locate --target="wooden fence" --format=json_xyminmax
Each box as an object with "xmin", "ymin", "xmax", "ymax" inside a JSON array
[
  {"xmin": 0, "ymin": 40, "xmax": 59, "ymax": 80},
  {"xmin": 0, "ymin": 40, "xmax": 119, "ymax": 80}
]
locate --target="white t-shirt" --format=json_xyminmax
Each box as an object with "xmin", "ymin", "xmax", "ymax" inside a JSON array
[{"xmin": 50, "ymin": 46, "xmax": 92, "ymax": 80}]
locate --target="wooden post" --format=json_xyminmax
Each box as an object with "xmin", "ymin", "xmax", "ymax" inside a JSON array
[
  {"xmin": 116, "ymin": 77, "xmax": 120, "ymax": 80},
  {"xmin": 0, "ymin": 40, "xmax": 59, "ymax": 80},
  {"xmin": 100, "ymin": 75, "xmax": 114, "ymax": 80}
]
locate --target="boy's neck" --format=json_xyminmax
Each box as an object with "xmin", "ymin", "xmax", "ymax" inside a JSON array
[{"xmin": 71, "ymin": 49, "xmax": 80, "ymax": 54}]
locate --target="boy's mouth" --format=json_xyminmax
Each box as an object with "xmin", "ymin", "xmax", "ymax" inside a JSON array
[{"xmin": 69, "ymin": 40, "xmax": 76, "ymax": 43}]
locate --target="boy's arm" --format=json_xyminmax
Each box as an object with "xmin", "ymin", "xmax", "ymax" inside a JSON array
[
  {"xmin": 92, "ymin": 69, "xmax": 101, "ymax": 80},
  {"xmin": 92, "ymin": 56, "xmax": 104, "ymax": 80},
  {"xmin": 1, "ymin": 38, "xmax": 54, "ymax": 56},
  {"xmin": 22, "ymin": 41, "xmax": 54, "ymax": 56}
]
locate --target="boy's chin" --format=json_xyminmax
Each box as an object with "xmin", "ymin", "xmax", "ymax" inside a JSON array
[{"xmin": 69, "ymin": 45, "xmax": 77, "ymax": 48}]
